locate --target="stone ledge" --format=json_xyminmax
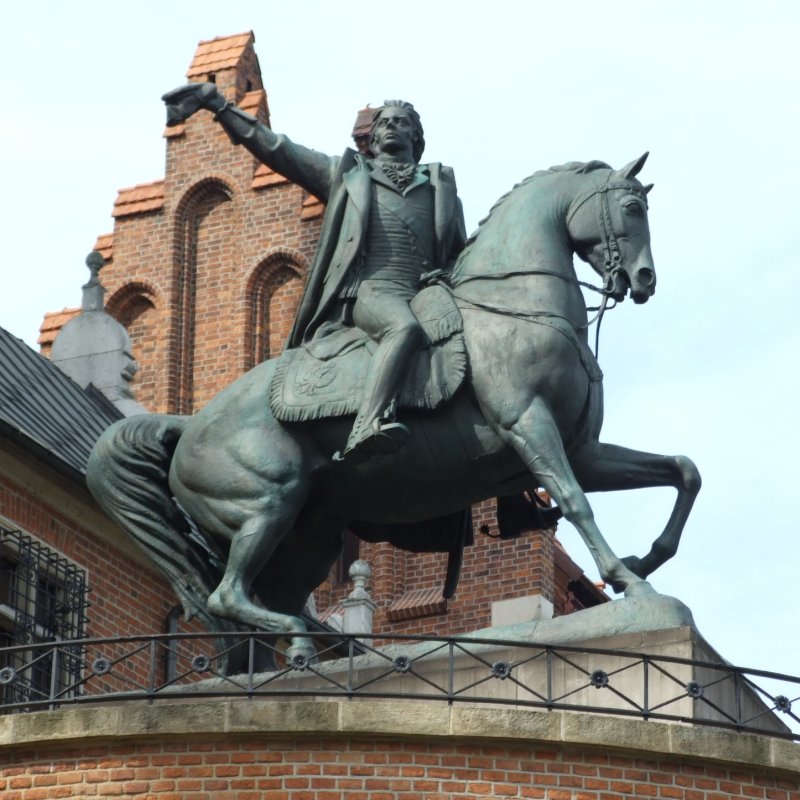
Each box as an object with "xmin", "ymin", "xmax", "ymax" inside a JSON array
[{"xmin": 1, "ymin": 698, "xmax": 797, "ymax": 774}]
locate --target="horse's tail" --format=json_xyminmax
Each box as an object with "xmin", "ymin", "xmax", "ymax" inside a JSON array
[{"xmin": 86, "ymin": 414, "xmax": 232, "ymax": 633}]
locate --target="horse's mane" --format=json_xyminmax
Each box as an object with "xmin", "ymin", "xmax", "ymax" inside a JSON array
[{"xmin": 462, "ymin": 159, "xmax": 612, "ymax": 250}]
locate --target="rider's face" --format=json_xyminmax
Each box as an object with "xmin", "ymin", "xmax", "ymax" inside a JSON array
[{"xmin": 372, "ymin": 108, "xmax": 416, "ymax": 161}]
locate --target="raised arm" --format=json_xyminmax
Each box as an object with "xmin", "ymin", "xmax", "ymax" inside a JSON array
[{"xmin": 162, "ymin": 83, "xmax": 339, "ymax": 203}]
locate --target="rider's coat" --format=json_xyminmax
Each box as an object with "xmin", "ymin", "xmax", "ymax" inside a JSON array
[{"xmin": 212, "ymin": 106, "xmax": 466, "ymax": 347}]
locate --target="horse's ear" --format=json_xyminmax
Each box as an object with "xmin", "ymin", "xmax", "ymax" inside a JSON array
[
  {"xmin": 620, "ymin": 152, "xmax": 649, "ymax": 179},
  {"xmin": 643, "ymin": 183, "xmax": 654, "ymax": 194}
]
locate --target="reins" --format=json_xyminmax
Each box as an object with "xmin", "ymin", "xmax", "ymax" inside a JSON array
[{"xmin": 450, "ymin": 268, "xmax": 617, "ymax": 359}]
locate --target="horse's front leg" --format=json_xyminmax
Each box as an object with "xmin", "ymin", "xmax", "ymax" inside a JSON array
[
  {"xmin": 498, "ymin": 397, "xmax": 652, "ymax": 596},
  {"xmin": 570, "ymin": 442, "xmax": 701, "ymax": 578}
]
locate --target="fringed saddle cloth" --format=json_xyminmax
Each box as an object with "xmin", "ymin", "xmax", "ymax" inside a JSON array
[{"xmin": 270, "ymin": 284, "xmax": 467, "ymax": 423}]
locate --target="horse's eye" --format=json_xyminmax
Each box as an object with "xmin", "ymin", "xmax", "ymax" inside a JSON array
[{"xmin": 624, "ymin": 201, "xmax": 643, "ymax": 216}]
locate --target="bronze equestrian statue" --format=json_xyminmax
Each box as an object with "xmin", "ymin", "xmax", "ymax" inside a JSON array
[{"xmin": 87, "ymin": 89, "xmax": 701, "ymax": 655}]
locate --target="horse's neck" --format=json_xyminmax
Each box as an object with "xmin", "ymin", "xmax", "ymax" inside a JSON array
[
  {"xmin": 452, "ymin": 178, "xmax": 590, "ymax": 328},
  {"xmin": 455, "ymin": 180, "xmax": 580, "ymax": 286},
  {"xmin": 456, "ymin": 181, "xmax": 574, "ymax": 281}
]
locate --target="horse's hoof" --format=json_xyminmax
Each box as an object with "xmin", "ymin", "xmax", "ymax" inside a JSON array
[
  {"xmin": 285, "ymin": 636, "xmax": 316, "ymax": 667},
  {"xmin": 621, "ymin": 554, "xmax": 647, "ymax": 579},
  {"xmin": 623, "ymin": 580, "xmax": 656, "ymax": 598}
]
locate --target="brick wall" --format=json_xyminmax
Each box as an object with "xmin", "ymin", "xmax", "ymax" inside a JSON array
[
  {"xmin": 2, "ymin": 735, "xmax": 797, "ymax": 799},
  {"xmin": 0, "ymin": 473, "xmax": 175, "ymax": 642},
  {"xmin": 100, "ymin": 119, "xmax": 319, "ymax": 414},
  {"xmin": 315, "ymin": 522, "xmax": 560, "ymax": 637}
]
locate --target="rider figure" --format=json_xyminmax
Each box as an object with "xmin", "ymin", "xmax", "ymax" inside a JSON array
[{"xmin": 163, "ymin": 85, "xmax": 466, "ymax": 460}]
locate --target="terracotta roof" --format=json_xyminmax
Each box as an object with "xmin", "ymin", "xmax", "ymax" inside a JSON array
[
  {"xmin": 164, "ymin": 122, "xmax": 186, "ymax": 139},
  {"xmin": 186, "ymin": 32, "xmax": 254, "ymax": 79},
  {"xmin": 38, "ymin": 308, "xmax": 80, "ymax": 347},
  {"xmin": 240, "ymin": 89, "xmax": 267, "ymax": 116},
  {"xmin": 93, "ymin": 233, "xmax": 113, "ymax": 262},
  {"xmin": 113, "ymin": 180, "xmax": 165, "ymax": 218},
  {"xmin": 352, "ymin": 106, "xmax": 374, "ymax": 139},
  {"xmin": 251, "ymin": 164, "xmax": 289, "ymax": 190},
  {"xmin": 0, "ymin": 326, "xmax": 122, "ymax": 481},
  {"xmin": 386, "ymin": 587, "xmax": 447, "ymax": 622},
  {"xmin": 301, "ymin": 194, "xmax": 325, "ymax": 220}
]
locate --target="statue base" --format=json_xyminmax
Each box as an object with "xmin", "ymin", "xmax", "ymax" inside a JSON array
[
  {"xmin": 185, "ymin": 593, "xmax": 789, "ymax": 737},
  {"xmin": 276, "ymin": 593, "xmax": 789, "ymax": 736}
]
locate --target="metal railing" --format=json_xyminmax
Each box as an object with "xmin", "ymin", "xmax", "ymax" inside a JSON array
[{"xmin": 1, "ymin": 631, "xmax": 798, "ymax": 741}]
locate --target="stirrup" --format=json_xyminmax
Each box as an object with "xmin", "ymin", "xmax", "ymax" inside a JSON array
[{"xmin": 332, "ymin": 419, "xmax": 410, "ymax": 462}]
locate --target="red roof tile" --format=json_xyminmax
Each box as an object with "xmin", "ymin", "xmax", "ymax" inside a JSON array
[
  {"xmin": 251, "ymin": 164, "xmax": 289, "ymax": 190},
  {"xmin": 240, "ymin": 89, "xmax": 266, "ymax": 115},
  {"xmin": 112, "ymin": 180, "xmax": 165, "ymax": 218},
  {"xmin": 164, "ymin": 122, "xmax": 186, "ymax": 139},
  {"xmin": 386, "ymin": 587, "xmax": 447, "ymax": 622},
  {"xmin": 352, "ymin": 106, "xmax": 374, "ymax": 139},
  {"xmin": 38, "ymin": 308, "xmax": 80, "ymax": 347},
  {"xmin": 186, "ymin": 32, "xmax": 254, "ymax": 78},
  {"xmin": 301, "ymin": 194, "xmax": 325, "ymax": 220},
  {"xmin": 93, "ymin": 233, "xmax": 113, "ymax": 262}
]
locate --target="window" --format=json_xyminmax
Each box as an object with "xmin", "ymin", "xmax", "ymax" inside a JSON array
[{"xmin": 0, "ymin": 526, "xmax": 88, "ymax": 706}]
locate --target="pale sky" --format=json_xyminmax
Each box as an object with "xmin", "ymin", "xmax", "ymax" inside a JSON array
[{"xmin": 1, "ymin": 1, "xmax": 798, "ymax": 689}]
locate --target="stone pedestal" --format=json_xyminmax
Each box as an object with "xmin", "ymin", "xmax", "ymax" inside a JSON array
[{"xmin": 270, "ymin": 593, "xmax": 790, "ymax": 737}]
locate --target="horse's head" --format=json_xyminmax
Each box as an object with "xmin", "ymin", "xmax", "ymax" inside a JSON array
[{"xmin": 567, "ymin": 153, "xmax": 656, "ymax": 304}]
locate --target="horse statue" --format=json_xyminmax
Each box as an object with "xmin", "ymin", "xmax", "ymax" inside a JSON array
[{"xmin": 87, "ymin": 154, "xmax": 700, "ymax": 653}]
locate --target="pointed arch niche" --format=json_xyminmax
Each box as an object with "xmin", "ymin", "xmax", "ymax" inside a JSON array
[
  {"xmin": 173, "ymin": 177, "xmax": 237, "ymax": 414},
  {"xmin": 105, "ymin": 281, "xmax": 161, "ymax": 411},
  {"xmin": 244, "ymin": 251, "xmax": 306, "ymax": 368}
]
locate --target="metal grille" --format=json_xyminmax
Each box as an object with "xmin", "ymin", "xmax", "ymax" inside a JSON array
[{"xmin": 0, "ymin": 526, "xmax": 88, "ymax": 706}]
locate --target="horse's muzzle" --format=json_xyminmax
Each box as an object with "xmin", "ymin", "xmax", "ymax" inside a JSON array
[{"xmin": 630, "ymin": 266, "xmax": 656, "ymax": 304}]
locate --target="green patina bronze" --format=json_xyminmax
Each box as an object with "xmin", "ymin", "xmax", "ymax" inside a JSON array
[{"xmin": 87, "ymin": 87, "xmax": 700, "ymax": 653}]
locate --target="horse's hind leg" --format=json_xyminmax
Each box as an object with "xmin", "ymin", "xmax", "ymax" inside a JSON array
[
  {"xmin": 570, "ymin": 442, "xmax": 701, "ymax": 578},
  {"xmin": 253, "ymin": 514, "xmax": 346, "ymax": 620},
  {"xmin": 206, "ymin": 481, "xmax": 310, "ymax": 635},
  {"xmin": 500, "ymin": 397, "xmax": 649, "ymax": 595}
]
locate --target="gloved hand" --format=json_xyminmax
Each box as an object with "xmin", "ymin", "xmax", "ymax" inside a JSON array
[{"xmin": 161, "ymin": 82, "xmax": 225, "ymax": 126}]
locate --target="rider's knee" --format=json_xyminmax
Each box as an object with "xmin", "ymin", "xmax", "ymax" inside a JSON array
[{"xmin": 396, "ymin": 317, "xmax": 425, "ymax": 346}]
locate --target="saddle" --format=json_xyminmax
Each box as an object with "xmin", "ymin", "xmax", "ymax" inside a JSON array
[{"xmin": 270, "ymin": 284, "xmax": 467, "ymax": 423}]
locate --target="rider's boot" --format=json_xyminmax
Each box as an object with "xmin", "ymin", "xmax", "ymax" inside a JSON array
[{"xmin": 333, "ymin": 325, "xmax": 421, "ymax": 461}]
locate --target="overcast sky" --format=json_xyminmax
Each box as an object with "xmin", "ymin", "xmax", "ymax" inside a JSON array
[{"xmin": 1, "ymin": 2, "xmax": 798, "ymax": 689}]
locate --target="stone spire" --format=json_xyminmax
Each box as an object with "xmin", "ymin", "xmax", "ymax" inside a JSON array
[{"xmin": 50, "ymin": 252, "xmax": 147, "ymax": 417}]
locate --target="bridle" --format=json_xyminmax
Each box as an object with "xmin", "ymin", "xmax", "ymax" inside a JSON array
[
  {"xmin": 566, "ymin": 175, "xmax": 648, "ymax": 298},
  {"xmin": 449, "ymin": 174, "xmax": 649, "ymax": 359}
]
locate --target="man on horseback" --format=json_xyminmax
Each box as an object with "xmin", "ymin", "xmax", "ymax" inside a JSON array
[{"xmin": 163, "ymin": 85, "xmax": 467, "ymax": 460}]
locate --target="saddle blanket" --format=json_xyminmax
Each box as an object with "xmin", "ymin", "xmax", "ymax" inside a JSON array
[{"xmin": 270, "ymin": 284, "xmax": 467, "ymax": 423}]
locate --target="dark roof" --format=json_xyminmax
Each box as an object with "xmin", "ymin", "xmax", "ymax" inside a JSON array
[{"xmin": 0, "ymin": 326, "xmax": 122, "ymax": 482}]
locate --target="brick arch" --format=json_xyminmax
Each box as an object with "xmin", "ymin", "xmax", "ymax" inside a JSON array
[
  {"xmin": 244, "ymin": 250, "xmax": 307, "ymax": 368},
  {"xmin": 105, "ymin": 280, "xmax": 161, "ymax": 322},
  {"xmin": 105, "ymin": 282, "xmax": 162, "ymax": 411},
  {"xmin": 171, "ymin": 177, "xmax": 239, "ymax": 413}
]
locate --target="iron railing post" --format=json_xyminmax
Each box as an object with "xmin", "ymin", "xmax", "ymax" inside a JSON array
[
  {"xmin": 448, "ymin": 639, "xmax": 454, "ymax": 704},
  {"xmin": 48, "ymin": 642, "xmax": 60, "ymax": 711},
  {"xmin": 148, "ymin": 638, "xmax": 157, "ymax": 702},
  {"xmin": 247, "ymin": 636, "xmax": 255, "ymax": 699},
  {"xmin": 735, "ymin": 668, "xmax": 743, "ymax": 729},
  {"xmin": 347, "ymin": 635, "xmax": 354, "ymax": 699}
]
